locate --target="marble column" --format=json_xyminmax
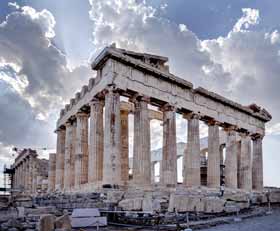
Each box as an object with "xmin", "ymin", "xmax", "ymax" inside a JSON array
[
  {"xmin": 120, "ymin": 109, "xmax": 129, "ymax": 185},
  {"xmin": 55, "ymin": 128, "xmax": 66, "ymax": 190},
  {"xmin": 28, "ymin": 157, "xmax": 33, "ymax": 193},
  {"xmin": 18, "ymin": 163, "xmax": 22, "ymax": 189},
  {"xmin": 23, "ymin": 160, "xmax": 27, "ymax": 192},
  {"xmin": 252, "ymin": 134, "xmax": 263, "ymax": 191},
  {"xmin": 48, "ymin": 153, "xmax": 56, "ymax": 192},
  {"xmin": 207, "ymin": 121, "xmax": 220, "ymax": 188},
  {"xmin": 32, "ymin": 160, "xmax": 38, "ymax": 194},
  {"xmin": 103, "ymin": 86, "xmax": 122, "ymax": 186},
  {"xmin": 75, "ymin": 112, "xmax": 89, "ymax": 187},
  {"xmin": 70, "ymin": 121, "xmax": 77, "ymax": 188},
  {"xmin": 64, "ymin": 121, "xmax": 73, "ymax": 190},
  {"xmin": 183, "ymin": 113, "xmax": 201, "ymax": 187},
  {"xmin": 151, "ymin": 161, "xmax": 156, "ymax": 184},
  {"xmin": 88, "ymin": 99, "xmax": 104, "ymax": 184},
  {"xmin": 224, "ymin": 127, "xmax": 238, "ymax": 189},
  {"xmin": 160, "ymin": 105, "xmax": 177, "ymax": 187},
  {"xmin": 132, "ymin": 96, "xmax": 151, "ymax": 186},
  {"xmin": 238, "ymin": 133, "xmax": 252, "ymax": 190}
]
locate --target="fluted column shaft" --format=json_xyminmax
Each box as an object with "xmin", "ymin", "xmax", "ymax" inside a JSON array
[
  {"xmin": 120, "ymin": 110, "xmax": 129, "ymax": 185},
  {"xmin": 132, "ymin": 96, "xmax": 151, "ymax": 186},
  {"xmin": 224, "ymin": 128, "xmax": 238, "ymax": 188},
  {"xmin": 32, "ymin": 160, "xmax": 38, "ymax": 194},
  {"xmin": 64, "ymin": 122, "xmax": 74, "ymax": 190},
  {"xmin": 238, "ymin": 133, "xmax": 252, "ymax": 190},
  {"xmin": 252, "ymin": 135, "xmax": 263, "ymax": 191},
  {"xmin": 207, "ymin": 121, "xmax": 220, "ymax": 188},
  {"xmin": 183, "ymin": 113, "xmax": 201, "ymax": 187},
  {"xmin": 160, "ymin": 105, "xmax": 177, "ymax": 187},
  {"xmin": 23, "ymin": 160, "xmax": 27, "ymax": 192},
  {"xmin": 75, "ymin": 112, "xmax": 89, "ymax": 187},
  {"xmin": 48, "ymin": 153, "xmax": 56, "ymax": 192},
  {"xmin": 103, "ymin": 86, "xmax": 122, "ymax": 186},
  {"xmin": 89, "ymin": 99, "xmax": 104, "ymax": 183},
  {"xmin": 55, "ymin": 128, "xmax": 66, "ymax": 190}
]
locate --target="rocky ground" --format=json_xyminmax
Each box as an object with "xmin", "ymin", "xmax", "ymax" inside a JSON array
[{"xmin": 201, "ymin": 207, "xmax": 280, "ymax": 231}]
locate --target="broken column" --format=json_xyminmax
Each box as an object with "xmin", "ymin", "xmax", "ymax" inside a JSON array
[
  {"xmin": 132, "ymin": 95, "xmax": 151, "ymax": 186},
  {"xmin": 160, "ymin": 104, "xmax": 177, "ymax": 187},
  {"xmin": 88, "ymin": 98, "xmax": 104, "ymax": 185},
  {"xmin": 224, "ymin": 127, "xmax": 238, "ymax": 189},
  {"xmin": 48, "ymin": 153, "xmax": 56, "ymax": 192},
  {"xmin": 252, "ymin": 134, "xmax": 264, "ymax": 191},
  {"xmin": 103, "ymin": 86, "xmax": 122, "ymax": 186},
  {"xmin": 207, "ymin": 120, "xmax": 220, "ymax": 188},
  {"xmin": 238, "ymin": 132, "xmax": 252, "ymax": 190},
  {"xmin": 75, "ymin": 112, "xmax": 89, "ymax": 187},
  {"xmin": 55, "ymin": 127, "xmax": 66, "ymax": 191},
  {"xmin": 183, "ymin": 113, "xmax": 201, "ymax": 187}
]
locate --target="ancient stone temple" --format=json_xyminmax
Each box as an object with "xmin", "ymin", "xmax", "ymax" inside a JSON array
[
  {"xmin": 51, "ymin": 45, "xmax": 271, "ymax": 194},
  {"xmin": 11, "ymin": 149, "xmax": 49, "ymax": 194}
]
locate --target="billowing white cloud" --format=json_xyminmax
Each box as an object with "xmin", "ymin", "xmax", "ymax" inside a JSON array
[
  {"xmin": 89, "ymin": 0, "xmax": 220, "ymax": 88},
  {"xmin": 89, "ymin": 1, "xmax": 280, "ymax": 130},
  {"xmin": 202, "ymin": 8, "xmax": 280, "ymax": 126},
  {"xmin": 0, "ymin": 4, "xmax": 91, "ymax": 151}
]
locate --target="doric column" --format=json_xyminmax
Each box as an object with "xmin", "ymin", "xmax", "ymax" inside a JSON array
[
  {"xmin": 224, "ymin": 127, "xmax": 238, "ymax": 189},
  {"xmin": 120, "ymin": 109, "xmax": 129, "ymax": 185},
  {"xmin": 151, "ymin": 161, "xmax": 156, "ymax": 184},
  {"xmin": 23, "ymin": 160, "xmax": 27, "ymax": 192},
  {"xmin": 207, "ymin": 120, "xmax": 220, "ymax": 188},
  {"xmin": 238, "ymin": 132, "xmax": 252, "ymax": 190},
  {"xmin": 252, "ymin": 134, "xmax": 264, "ymax": 191},
  {"xmin": 75, "ymin": 112, "xmax": 89, "ymax": 187},
  {"xmin": 160, "ymin": 104, "xmax": 177, "ymax": 187},
  {"xmin": 64, "ymin": 121, "xmax": 74, "ymax": 190},
  {"xmin": 29, "ymin": 155, "xmax": 34, "ymax": 194},
  {"xmin": 55, "ymin": 127, "xmax": 66, "ymax": 190},
  {"xmin": 70, "ymin": 121, "xmax": 76, "ymax": 188},
  {"xmin": 48, "ymin": 153, "xmax": 56, "ymax": 192},
  {"xmin": 13, "ymin": 166, "xmax": 17, "ymax": 189},
  {"xmin": 132, "ymin": 96, "xmax": 151, "ymax": 186},
  {"xmin": 103, "ymin": 86, "xmax": 122, "ymax": 186},
  {"xmin": 28, "ymin": 157, "xmax": 33, "ymax": 193},
  {"xmin": 183, "ymin": 113, "xmax": 201, "ymax": 187},
  {"xmin": 32, "ymin": 160, "xmax": 38, "ymax": 194},
  {"xmin": 88, "ymin": 99, "xmax": 104, "ymax": 184}
]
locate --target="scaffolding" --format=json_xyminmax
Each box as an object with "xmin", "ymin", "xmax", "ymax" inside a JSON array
[{"xmin": 1, "ymin": 165, "xmax": 14, "ymax": 194}]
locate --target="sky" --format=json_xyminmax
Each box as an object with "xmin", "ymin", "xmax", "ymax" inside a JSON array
[{"xmin": 0, "ymin": 0, "xmax": 279, "ymax": 187}]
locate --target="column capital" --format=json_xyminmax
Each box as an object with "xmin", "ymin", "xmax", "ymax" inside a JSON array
[
  {"xmin": 65, "ymin": 121, "xmax": 72, "ymax": 127},
  {"xmin": 183, "ymin": 112, "xmax": 200, "ymax": 120},
  {"xmin": 103, "ymin": 84, "xmax": 120, "ymax": 94},
  {"xmin": 89, "ymin": 97, "xmax": 105, "ymax": 107},
  {"xmin": 239, "ymin": 130, "xmax": 250, "ymax": 138},
  {"xmin": 223, "ymin": 125, "xmax": 238, "ymax": 132},
  {"xmin": 76, "ymin": 111, "xmax": 88, "ymax": 118},
  {"xmin": 251, "ymin": 133, "xmax": 264, "ymax": 141},
  {"xmin": 159, "ymin": 103, "xmax": 176, "ymax": 112},
  {"xmin": 129, "ymin": 94, "xmax": 150, "ymax": 104},
  {"xmin": 205, "ymin": 119, "xmax": 220, "ymax": 126}
]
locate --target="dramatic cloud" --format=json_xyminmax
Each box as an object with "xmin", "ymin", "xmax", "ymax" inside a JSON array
[
  {"xmin": 202, "ymin": 8, "xmax": 280, "ymax": 130},
  {"xmin": 0, "ymin": 4, "xmax": 92, "ymax": 151},
  {"xmin": 89, "ymin": 1, "xmax": 280, "ymax": 132},
  {"xmin": 89, "ymin": 0, "xmax": 222, "ymax": 88}
]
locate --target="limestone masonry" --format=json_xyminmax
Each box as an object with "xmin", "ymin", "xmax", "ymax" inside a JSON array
[{"xmin": 49, "ymin": 44, "xmax": 272, "ymax": 195}]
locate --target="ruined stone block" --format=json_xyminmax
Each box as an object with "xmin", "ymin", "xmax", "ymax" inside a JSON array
[{"xmin": 118, "ymin": 198, "xmax": 143, "ymax": 211}]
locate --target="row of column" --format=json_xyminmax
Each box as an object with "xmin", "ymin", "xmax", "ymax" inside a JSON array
[
  {"xmin": 13, "ymin": 156, "xmax": 38, "ymax": 193},
  {"xmin": 54, "ymin": 87, "xmax": 264, "ymax": 191}
]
